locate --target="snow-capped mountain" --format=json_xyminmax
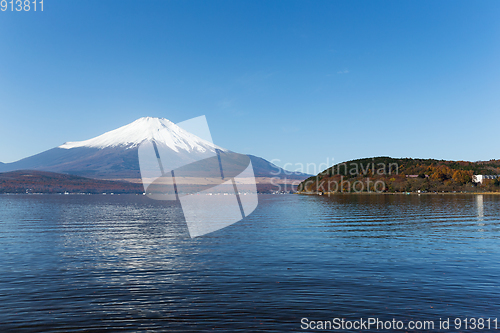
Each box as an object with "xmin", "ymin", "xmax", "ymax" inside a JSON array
[
  {"xmin": 59, "ymin": 117, "xmax": 220, "ymax": 153},
  {"xmin": 0, "ymin": 117, "xmax": 310, "ymax": 181}
]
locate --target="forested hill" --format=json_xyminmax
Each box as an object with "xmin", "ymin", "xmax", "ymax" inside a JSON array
[
  {"xmin": 0, "ymin": 170, "xmax": 143, "ymax": 194},
  {"xmin": 298, "ymin": 157, "xmax": 500, "ymax": 193}
]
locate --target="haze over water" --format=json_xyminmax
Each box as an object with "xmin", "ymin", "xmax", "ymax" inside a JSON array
[{"xmin": 1, "ymin": 194, "xmax": 499, "ymax": 332}]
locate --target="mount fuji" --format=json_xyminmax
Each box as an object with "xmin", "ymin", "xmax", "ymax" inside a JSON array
[{"xmin": 0, "ymin": 117, "xmax": 309, "ymax": 183}]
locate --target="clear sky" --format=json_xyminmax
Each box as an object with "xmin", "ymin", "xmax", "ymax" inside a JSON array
[{"xmin": 1, "ymin": 0, "xmax": 499, "ymax": 173}]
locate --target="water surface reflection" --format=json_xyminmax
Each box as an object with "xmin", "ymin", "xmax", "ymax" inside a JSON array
[{"xmin": 1, "ymin": 194, "xmax": 499, "ymax": 332}]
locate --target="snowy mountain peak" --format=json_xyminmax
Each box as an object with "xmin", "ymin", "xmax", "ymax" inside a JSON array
[{"xmin": 59, "ymin": 117, "xmax": 221, "ymax": 153}]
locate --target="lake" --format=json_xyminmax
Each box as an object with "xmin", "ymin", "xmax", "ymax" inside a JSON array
[{"xmin": 1, "ymin": 194, "xmax": 499, "ymax": 332}]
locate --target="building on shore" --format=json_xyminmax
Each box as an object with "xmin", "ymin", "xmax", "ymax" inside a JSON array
[{"xmin": 473, "ymin": 175, "xmax": 500, "ymax": 184}]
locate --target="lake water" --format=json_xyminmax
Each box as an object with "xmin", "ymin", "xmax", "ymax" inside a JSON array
[{"xmin": 1, "ymin": 194, "xmax": 500, "ymax": 332}]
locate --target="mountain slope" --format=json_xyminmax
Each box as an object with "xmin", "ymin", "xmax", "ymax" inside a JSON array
[
  {"xmin": 248, "ymin": 155, "xmax": 307, "ymax": 179},
  {"xmin": 0, "ymin": 146, "xmax": 142, "ymax": 178},
  {"xmin": 0, "ymin": 117, "xmax": 310, "ymax": 181}
]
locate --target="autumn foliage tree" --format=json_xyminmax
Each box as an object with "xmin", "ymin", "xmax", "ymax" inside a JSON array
[{"xmin": 452, "ymin": 170, "xmax": 473, "ymax": 184}]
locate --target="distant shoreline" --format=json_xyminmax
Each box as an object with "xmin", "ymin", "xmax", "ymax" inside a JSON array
[{"xmin": 298, "ymin": 191, "xmax": 500, "ymax": 196}]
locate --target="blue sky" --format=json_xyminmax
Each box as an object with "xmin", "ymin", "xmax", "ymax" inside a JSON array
[{"xmin": 1, "ymin": 0, "xmax": 499, "ymax": 172}]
